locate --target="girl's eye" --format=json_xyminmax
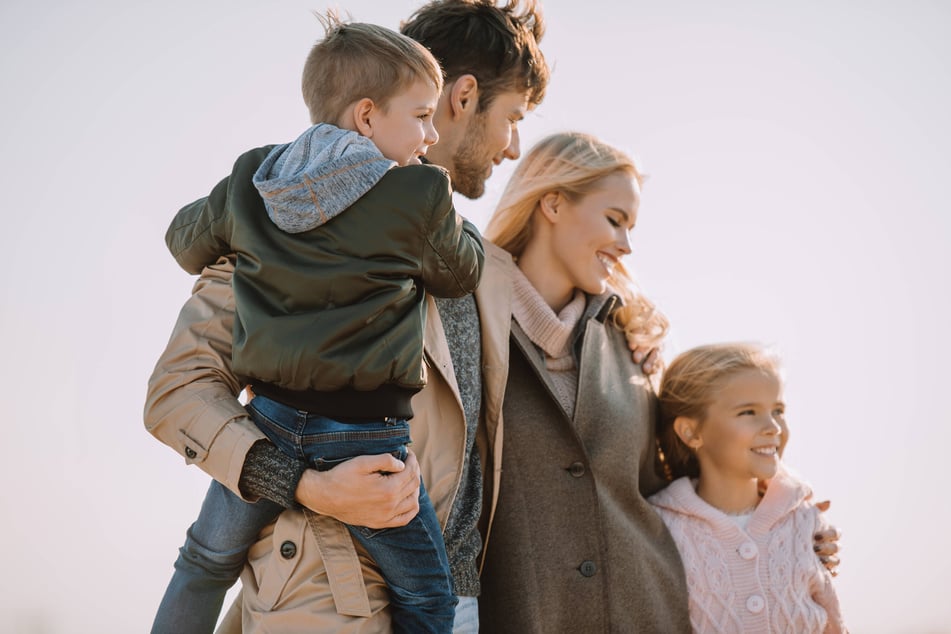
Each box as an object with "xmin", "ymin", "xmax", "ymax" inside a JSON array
[
  {"xmin": 608, "ymin": 217, "xmax": 621, "ymax": 228},
  {"xmin": 772, "ymin": 408, "xmax": 785, "ymax": 418},
  {"xmin": 738, "ymin": 409, "xmax": 755, "ymax": 416}
]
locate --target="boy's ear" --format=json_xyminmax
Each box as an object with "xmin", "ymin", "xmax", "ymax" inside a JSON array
[
  {"xmin": 538, "ymin": 191, "xmax": 562, "ymax": 224},
  {"xmin": 673, "ymin": 416, "xmax": 702, "ymax": 450},
  {"xmin": 352, "ymin": 98, "xmax": 376, "ymax": 137},
  {"xmin": 448, "ymin": 74, "xmax": 479, "ymax": 120}
]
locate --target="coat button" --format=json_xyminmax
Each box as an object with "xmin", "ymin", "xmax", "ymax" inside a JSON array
[
  {"xmin": 579, "ymin": 560, "xmax": 597, "ymax": 577},
  {"xmin": 184, "ymin": 447, "xmax": 197, "ymax": 459},
  {"xmin": 746, "ymin": 594, "xmax": 765, "ymax": 614},
  {"xmin": 568, "ymin": 462, "xmax": 586, "ymax": 477},
  {"xmin": 738, "ymin": 542, "xmax": 758, "ymax": 560},
  {"xmin": 280, "ymin": 540, "xmax": 297, "ymax": 559}
]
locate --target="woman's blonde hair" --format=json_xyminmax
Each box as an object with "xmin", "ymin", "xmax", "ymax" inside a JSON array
[
  {"xmin": 484, "ymin": 131, "xmax": 668, "ymax": 347},
  {"xmin": 657, "ymin": 342, "xmax": 783, "ymax": 480}
]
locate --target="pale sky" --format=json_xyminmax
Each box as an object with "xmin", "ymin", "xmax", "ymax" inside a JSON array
[{"xmin": 2, "ymin": 1, "xmax": 949, "ymax": 632}]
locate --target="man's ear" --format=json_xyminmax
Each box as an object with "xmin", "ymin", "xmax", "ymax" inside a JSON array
[
  {"xmin": 673, "ymin": 416, "xmax": 702, "ymax": 450},
  {"xmin": 448, "ymin": 74, "xmax": 479, "ymax": 120},
  {"xmin": 352, "ymin": 98, "xmax": 376, "ymax": 137},
  {"xmin": 538, "ymin": 191, "xmax": 562, "ymax": 224}
]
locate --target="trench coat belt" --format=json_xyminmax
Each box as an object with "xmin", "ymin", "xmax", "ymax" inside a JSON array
[{"xmin": 303, "ymin": 508, "xmax": 373, "ymax": 617}]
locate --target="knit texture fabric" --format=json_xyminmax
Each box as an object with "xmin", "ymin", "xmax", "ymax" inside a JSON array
[
  {"xmin": 649, "ymin": 466, "xmax": 846, "ymax": 633},
  {"xmin": 238, "ymin": 440, "xmax": 308, "ymax": 510},
  {"xmin": 511, "ymin": 266, "xmax": 586, "ymax": 418},
  {"xmin": 253, "ymin": 123, "xmax": 396, "ymax": 233},
  {"xmin": 434, "ymin": 295, "xmax": 483, "ymax": 597}
]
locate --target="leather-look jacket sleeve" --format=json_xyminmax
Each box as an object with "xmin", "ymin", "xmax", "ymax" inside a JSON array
[
  {"xmin": 143, "ymin": 255, "xmax": 266, "ymax": 500},
  {"xmin": 420, "ymin": 170, "xmax": 485, "ymax": 297}
]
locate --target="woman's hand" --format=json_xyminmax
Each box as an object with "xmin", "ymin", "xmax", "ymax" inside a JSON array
[{"xmin": 814, "ymin": 499, "xmax": 841, "ymax": 576}]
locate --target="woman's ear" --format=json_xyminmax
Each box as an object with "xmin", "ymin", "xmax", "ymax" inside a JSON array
[
  {"xmin": 448, "ymin": 74, "xmax": 479, "ymax": 121},
  {"xmin": 538, "ymin": 191, "xmax": 562, "ymax": 223},
  {"xmin": 673, "ymin": 416, "xmax": 702, "ymax": 450},
  {"xmin": 352, "ymin": 98, "xmax": 376, "ymax": 137}
]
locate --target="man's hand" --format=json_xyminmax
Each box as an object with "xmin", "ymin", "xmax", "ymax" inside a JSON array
[{"xmin": 294, "ymin": 450, "xmax": 422, "ymax": 529}]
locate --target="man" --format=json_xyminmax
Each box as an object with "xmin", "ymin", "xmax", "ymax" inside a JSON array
[{"xmin": 145, "ymin": 1, "xmax": 548, "ymax": 631}]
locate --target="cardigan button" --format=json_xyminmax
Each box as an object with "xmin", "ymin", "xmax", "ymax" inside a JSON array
[
  {"xmin": 184, "ymin": 447, "xmax": 197, "ymax": 459},
  {"xmin": 746, "ymin": 594, "xmax": 765, "ymax": 614},
  {"xmin": 738, "ymin": 542, "xmax": 758, "ymax": 560},
  {"xmin": 578, "ymin": 560, "xmax": 597, "ymax": 577},
  {"xmin": 280, "ymin": 540, "xmax": 298, "ymax": 560},
  {"xmin": 567, "ymin": 462, "xmax": 586, "ymax": 477}
]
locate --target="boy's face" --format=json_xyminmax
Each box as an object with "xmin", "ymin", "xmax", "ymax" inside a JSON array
[
  {"xmin": 431, "ymin": 89, "xmax": 530, "ymax": 199},
  {"xmin": 369, "ymin": 78, "xmax": 440, "ymax": 166}
]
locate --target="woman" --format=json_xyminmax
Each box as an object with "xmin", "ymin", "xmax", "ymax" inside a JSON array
[{"xmin": 476, "ymin": 131, "xmax": 692, "ymax": 632}]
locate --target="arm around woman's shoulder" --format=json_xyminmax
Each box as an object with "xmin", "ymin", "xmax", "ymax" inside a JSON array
[{"xmin": 143, "ymin": 255, "xmax": 267, "ymax": 499}]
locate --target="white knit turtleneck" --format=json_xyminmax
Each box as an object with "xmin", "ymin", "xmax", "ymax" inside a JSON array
[{"xmin": 511, "ymin": 265, "xmax": 587, "ymax": 418}]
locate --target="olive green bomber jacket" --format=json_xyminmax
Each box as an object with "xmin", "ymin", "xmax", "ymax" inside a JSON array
[{"xmin": 164, "ymin": 145, "xmax": 485, "ymax": 403}]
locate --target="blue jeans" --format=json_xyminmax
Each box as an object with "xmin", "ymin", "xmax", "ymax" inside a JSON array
[{"xmin": 152, "ymin": 395, "xmax": 455, "ymax": 634}]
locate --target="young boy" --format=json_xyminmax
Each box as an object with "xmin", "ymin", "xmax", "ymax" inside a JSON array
[{"xmin": 153, "ymin": 16, "xmax": 484, "ymax": 634}]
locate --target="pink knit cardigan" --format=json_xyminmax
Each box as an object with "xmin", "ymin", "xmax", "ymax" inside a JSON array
[{"xmin": 649, "ymin": 466, "xmax": 846, "ymax": 633}]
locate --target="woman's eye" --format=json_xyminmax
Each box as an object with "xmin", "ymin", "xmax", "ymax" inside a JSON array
[
  {"xmin": 738, "ymin": 409, "xmax": 755, "ymax": 416},
  {"xmin": 608, "ymin": 217, "xmax": 621, "ymax": 228}
]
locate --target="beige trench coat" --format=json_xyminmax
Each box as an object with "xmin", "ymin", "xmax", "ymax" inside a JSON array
[{"xmin": 144, "ymin": 244, "xmax": 515, "ymax": 632}]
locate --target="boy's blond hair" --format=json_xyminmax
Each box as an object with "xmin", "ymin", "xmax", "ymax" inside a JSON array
[{"xmin": 302, "ymin": 13, "xmax": 444, "ymax": 125}]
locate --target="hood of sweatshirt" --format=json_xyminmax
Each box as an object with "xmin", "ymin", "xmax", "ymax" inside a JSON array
[
  {"xmin": 649, "ymin": 464, "xmax": 814, "ymax": 534},
  {"xmin": 252, "ymin": 123, "xmax": 396, "ymax": 233}
]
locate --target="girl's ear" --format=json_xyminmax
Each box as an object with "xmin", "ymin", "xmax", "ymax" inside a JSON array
[
  {"xmin": 673, "ymin": 416, "xmax": 702, "ymax": 450},
  {"xmin": 538, "ymin": 191, "xmax": 562, "ymax": 224},
  {"xmin": 448, "ymin": 74, "xmax": 479, "ymax": 120},
  {"xmin": 352, "ymin": 98, "xmax": 376, "ymax": 137}
]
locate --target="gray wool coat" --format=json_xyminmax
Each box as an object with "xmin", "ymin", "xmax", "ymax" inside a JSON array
[{"xmin": 478, "ymin": 291, "xmax": 691, "ymax": 633}]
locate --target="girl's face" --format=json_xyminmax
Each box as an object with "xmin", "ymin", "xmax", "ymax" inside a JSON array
[
  {"xmin": 691, "ymin": 369, "xmax": 785, "ymax": 487},
  {"xmin": 546, "ymin": 171, "xmax": 639, "ymax": 297}
]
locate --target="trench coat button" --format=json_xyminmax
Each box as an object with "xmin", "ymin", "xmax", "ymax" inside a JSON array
[
  {"xmin": 568, "ymin": 462, "xmax": 586, "ymax": 477},
  {"xmin": 746, "ymin": 594, "xmax": 765, "ymax": 614},
  {"xmin": 184, "ymin": 447, "xmax": 197, "ymax": 459},
  {"xmin": 280, "ymin": 540, "xmax": 297, "ymax": 559},
  {"xmin": 738, "ymin": 542, "xmax": 758, "ymax": 560},
  {"xmin": 579, "ymin": 560, "xmax": 597, "ymax": 577}
]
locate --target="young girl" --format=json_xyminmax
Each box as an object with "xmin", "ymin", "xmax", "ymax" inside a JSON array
[{"xmin": 649, "ymin": 343, "xmax": 847, "ymax": 633}]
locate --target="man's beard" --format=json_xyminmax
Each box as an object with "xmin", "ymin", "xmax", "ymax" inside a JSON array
[{"xmin": 449, "ymin": 113, "xmax": 492, "ymax": 200}]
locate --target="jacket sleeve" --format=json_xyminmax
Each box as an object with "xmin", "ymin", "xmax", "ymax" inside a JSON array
[
  {"xmin": 420, "ymin": 171, "xmax": 485, "ymax": 297},
  {"xmin": 165, "ymin": 174, "xmax": 236, "ymax": 275},
  {"xmin": 143, "ymin": 256, "xmax": 266, "ymax": 500}
]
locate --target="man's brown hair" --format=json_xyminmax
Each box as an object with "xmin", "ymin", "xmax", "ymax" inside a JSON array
[{"xmin": 401, "ymin": 0, "xmax": 549, "ymax": 110}]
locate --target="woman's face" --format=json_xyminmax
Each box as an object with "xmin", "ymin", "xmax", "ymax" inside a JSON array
[{"xmin": 546, "ymin": 171, "xmax": 639, "ymax": 297}]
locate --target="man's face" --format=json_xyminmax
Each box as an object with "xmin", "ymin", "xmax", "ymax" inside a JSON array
[{"xmin": 451, "ymin": 90, "xmax": 529, "ymax": 199}]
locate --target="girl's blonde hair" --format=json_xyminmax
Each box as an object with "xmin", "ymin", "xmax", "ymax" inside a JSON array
[
  {"xmin": 484, "ymin": 131, "xmax": 668, "ymax": 347},
  {"xmin": 657, "ymin": 342, "xmax": 782, "ymax": 480}
]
